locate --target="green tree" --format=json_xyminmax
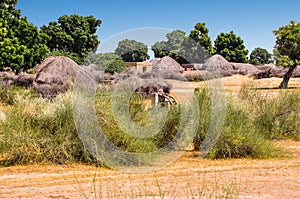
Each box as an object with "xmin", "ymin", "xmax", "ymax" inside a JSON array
[
  {"xmin": 104, "ymin": 59, "xmax": 126, "ymax": 74},
  {"xmin": 151, "ymin": 30, "xmax": 186, "ymax": 63},
  {"xmin": 274, "ymin": 21, "xmax": 300, "ymax": 89},
  {"xmin": 181, "ymin": 22, "xmax": 215, "ymax": 62},
  {"xmin": 152, "ymin": 23, "xmax": 215, "ymax": 64},
  {"xmin": 250, "ymin": 47, "xmax": 272, "ymax": 65},
  {"xmin": 0, "ymin": 0, "xmax": 48, "ymax": 73},
  {"xmin": 166, "ymin": 30, "xmax": 187, "ymax": 63},
  {"xmin": 152, "ymin": 41, "xmax": 168, "ymax": 58},
  {"xmin": 214, "ymin": 31, "xmax": 249, "ymax": 63},
  {"xmin": 0, "ymin": 22, "xmax": 27, "ymax": 70},
  {"xmin": 85, "ymin": 52, "xmax": 122, "ymax": 70},
  {"xmin": 115, "ymin": 39, "xmax": 149, "ymax": 62},
  {"xmin": 165, "ymin": 30, "xmax": 186, "ymax": 52},
  {"xmin": 41, "ymin": 14, "xmax": 101, "ymax": 63}
]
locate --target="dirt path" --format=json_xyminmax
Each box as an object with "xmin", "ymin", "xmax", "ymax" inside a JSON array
[{"xmin": 0, "ymin": 140, "xmax": 299, "ymax": 199}]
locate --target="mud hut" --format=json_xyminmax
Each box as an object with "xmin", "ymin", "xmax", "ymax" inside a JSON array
[
  {"xmin": 33, "ymin": 56, "xmax": 81, "ymax": 98},
  {"xmin": 202, "ymin": 55, "xmax": 234, "ymax": 76}
]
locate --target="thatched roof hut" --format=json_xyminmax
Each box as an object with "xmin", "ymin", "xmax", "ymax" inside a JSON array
[
  {"xmin": 231, "ymin": 62, "xmax": 259, "ymax": 76},
  {"xmin": 293, "ymin": 66, "xmax": 300, "ymax": 77},
  {"xmin": 152, "ymin": 56, "xmax": 184, "ymax": 73},
  {"xmin": 151, "ymin": 56, "xmax": 186, "ymax": 80},
  {"xmin": 202, "ymin": 55, "xmax": 234, "ymax": 76},
  {"xmin": 33, "ymin": 56, "xmax": 81, "ymax": 98},
  {"xmin": 135, "ymin": 79, "xmax": 172, "ymax": 94}
]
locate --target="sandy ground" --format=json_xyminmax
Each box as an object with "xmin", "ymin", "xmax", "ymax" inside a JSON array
[
  {"xmin": 0, "ymin": 75, "xmax": 300, "ymax": 199},
  {"xmin": 0, "ymin": 140, "xmax": 299, "ymax": 199}
]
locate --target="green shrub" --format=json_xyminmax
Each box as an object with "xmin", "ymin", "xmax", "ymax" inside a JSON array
[
  {"xmin": 0, "ymin": 92, "xmax": 94, "ymax": 166},
  {"xmin": 93, "ymin": 91, "xmax": 182, "ymax": 165},
  {"xmin": 206, "ymin": 103, "xmax": 284, "ymax": 159},
  {"xmin": 239, "ymin": 84, "xmax": 300, "ymax": 140},
  {"xmin": 49, "ymin": 50, "xmax": 83, "ymax": 65},
  {"xmin": 193, "ymin": 87, "xmax": 211, "ymax": 150},
  {"xmin": 104, "ymin": 59, "xmax": 126, "ymax": 74},
  {"xmin": 193, "ymin": 86, "xmax": 286, "ymax": 159},
  {"xmin": 0, "ymin": 85, "xmax": 293, "ymax": 166}
]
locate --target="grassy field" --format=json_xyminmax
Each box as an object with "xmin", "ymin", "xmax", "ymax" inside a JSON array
[{"xmin": 0, "ymin": 75, "xmax": 299, "ymax": 198}]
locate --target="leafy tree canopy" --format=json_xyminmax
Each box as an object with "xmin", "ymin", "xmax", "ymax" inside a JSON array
[
  {"xmin": 214, "ymin": 31, "xmax": 249, "ymax": 63},
  {"xmin": 181, "ymin": 23, "xmax": 214, "ymax": 63},
  {"xmin": 273, "ymin": 20, "xmax": 300, "ymax": 88},
  {"xmin": 84, "ymin": 52, "xmax": 123, "ymax": 71},
  {"xmin": 104, "ymin": 59, "xmax": 126, "ymax": 74},
  {"xmin": 249, "ymin": 47, "xmax": 272, "ymax": 65},
  {"xmin": 152, "ymin": 30, "xmax": 186, "ymax": 61},
  {"xmin": 152, "ymin": 40, "xmax": 168, "ymax": 58},
  {"xmin": 152, "ymin": 23, "xmax": 215, "ymax": 64},
  {"xmin": 0, "ymin": 0, "xmax": 48, "ymax": 73},
  {"xmin": 41, "ymin": 14, "xmax": 101, "ymax": 63},
  {"xmin": 115, "ymin": 39, "xmax": 149, "ymax": 62}
]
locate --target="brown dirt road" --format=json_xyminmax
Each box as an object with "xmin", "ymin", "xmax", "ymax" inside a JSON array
[{"xmin": 0, "ymin": 140, "xmax": 299, "ymax": 199}]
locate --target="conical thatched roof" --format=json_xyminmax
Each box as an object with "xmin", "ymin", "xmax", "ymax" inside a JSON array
[
  {"xmin": 151, "ymin": 56, "xmax": 186, "ymax": 80},
  {"xmin": 202, "ymin": 55, "xmax": 234, "ymax": 76},
  {"xmin": 135, "ymin": 79, "xmax": 172, "ymax": 94},
  {"xmin": 33, "ymin": 56, "xmax": 81, "ymax": 98},
  {"xmin": 152, "ymin": 56, "xmax": 184, "ymax": 73}
]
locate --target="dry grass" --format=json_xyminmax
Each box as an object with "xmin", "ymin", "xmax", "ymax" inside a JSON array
[
  {"xmin": 0, "ymin": 103, "xmax": 10, "ymax": 112},
  {"xmin": 171, "ymin": 75, "xmax": 300, "ymax": 102}
]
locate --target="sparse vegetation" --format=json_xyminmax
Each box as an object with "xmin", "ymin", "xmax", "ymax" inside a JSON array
[
  {"xmin": 239, "ymin": 84, "xmax": 300, "ymax": 140},
  {"xmin": 193, "ymin": 86, "xmax": 289, "ymax": 159},
  {"xmin": 0, "ymin": 92, "xmax": 94, "ymax": 166},
  {"xmin": 1, "ymin": 83, "xmax": 299, "ymax": 166}
]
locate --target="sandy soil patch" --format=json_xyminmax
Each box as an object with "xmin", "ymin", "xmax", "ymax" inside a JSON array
[{"xmin": 0, "ymin": 140, "xmax": 299, "ymax": 199}]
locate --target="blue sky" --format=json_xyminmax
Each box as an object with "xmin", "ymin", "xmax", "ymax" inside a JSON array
[{"xmin": 16, "ymin": 0, "xmax": 300, "ymax": 56}]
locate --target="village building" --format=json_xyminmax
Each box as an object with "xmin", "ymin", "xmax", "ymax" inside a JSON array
[{"xmin": 125, "ymin": 62, "xmax": 152, "ymax": 73}]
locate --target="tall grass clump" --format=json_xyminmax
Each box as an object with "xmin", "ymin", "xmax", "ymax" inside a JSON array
[
  {"xmin": 0, "ymin": 84, "xmax": 295, "ymax": 166},
  {"xmin": 93, "ymin": 90, "xmax": 183, "ymax": 166},
  {"xmin": 0, "ymin": 85, "xmax": 34, "ymax": 105},
  {"xmin": 193, "ymin": 86, "xmax": 286, "ymax": 159},
  {"xmin": 239, "ymin": 84, "xmax": 300, "ymax": 140},
  {"xmin": 206, "ymin": 102, "xmax": 284, "ymax": 159},
  {"xmin": 0, "ymin": 92, "xmax": 93, "ymax": 166},
  {"xmin": 0, "ymin": 87, "xmax": 184, "ymax": 166}
]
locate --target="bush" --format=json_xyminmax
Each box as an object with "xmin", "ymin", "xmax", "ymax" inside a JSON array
[
  {"xmin": 0, "ymin": 85, "xmax": 293, "ymax": 166},
  {"xmin": 193, "ymin": 87, "xmax": 211, "ymax": 150},
  {"xmin": 206, "ymin": 103, "xmax": 284, "ymax": 159},
  {"xmin": 193, "ymin": 86, "xmax": 286, "ymax": 159},
  {"xmin": 104, "ymin": 59, "xmax": 126, "ymax": 74},
  {"xmin": 49, "ymin": 50, "xmax": 82, "ymax": 65},
  {"xmin": 93, "ymin": 91, "xmax": 182, "ymax": 165},
  {"xmin": 0, "ymin": 92, "xmax": 94, "ymax": 166},
  {"xmin": 239, "ymin": 84, "xmax": 300, "ymax": 140}
]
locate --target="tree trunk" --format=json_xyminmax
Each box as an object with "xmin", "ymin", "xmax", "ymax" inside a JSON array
[{"xmin": 279, "ymin": 66, "xmax": 296, "ymax": 89}]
